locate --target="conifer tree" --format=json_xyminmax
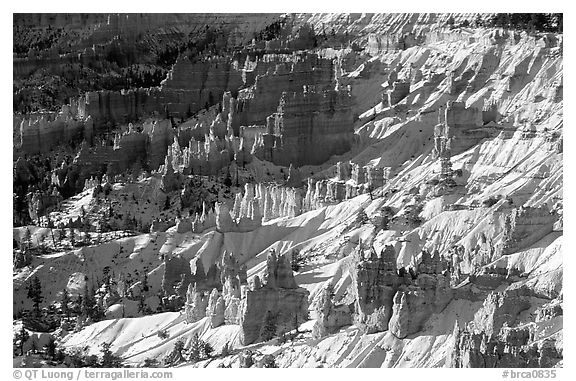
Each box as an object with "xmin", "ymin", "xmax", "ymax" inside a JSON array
[
  {"xmin": 27, "ymin": 276, "xmax": 43, "ymax": 316},
  {"xmin": 23, "ymin": 227, "xmax": 32, "ymax": 251},
  {"xmin": 260, "ymin": 310, "xmax": 278, "ymax": 341},
  {"xmin": 61, "ymin": 288, "xmax": 70, "ymax": 318},
  {"xmin": 44, "ymin": 336, "xmax": 57, "ymax": 360},
  {"xmin": 100, "ymin": 342, "xmax": 123, "ymax": 367}
]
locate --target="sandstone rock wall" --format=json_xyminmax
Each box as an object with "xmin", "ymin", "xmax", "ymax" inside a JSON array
[
  {"xmin": 49, "ymin": 120, "xmax": 171, "ymax": 195},
  {"xmin": 175, "ymin": 202, "xmax": 216, "ymax": 234},
  {"xmin": 352, "ymin": 245, "xmax": 400, "ymax": 333},
  {"xmin": 215, "ymin": 183, "xmax": 304, "ymax": 233},
  {"xmin": 166, "ymin": 128, "xmax": 252, "ymax": 177},
  {"xmin": 500, "ymin": 206, "xmax": 558, "ymax": 255},
  {"xmin": 162, "ymin": 256, "xmax": 193, "ymax": 296},
  {"xmin": 254, "ymin": 88, "xmax": 354, "ymax": 167},
  {"xmin": 16, "ymin": 107, "xmax": 91, "ymax": 155},
  {"xmin": 240, "ymin": 250, "xmax": 309, "ymax": 344},
  {"xmin": 230, "ymin": 53, "xmax": 335, "ymax": 132},
  {"xmin": 27, "ymin": 188, "xmax": 63, "ymax": 222},
  {"xmin": 183, "ymin": 249, "xmax": 308, "ymax": 346},
  {"xmin": 312, "ymin": 282, "xmax": 354, "ymax": 338},
  {"xmin": 448, "ymin": 288, "xmax": 561, "ymax": 368},
  {"xmin": 350, "ymin": 245, "xmax": 453, "ymax": 335},
  {"xmin": 433, "ymin": 101, "xmax": 490, "ymax": 161}
]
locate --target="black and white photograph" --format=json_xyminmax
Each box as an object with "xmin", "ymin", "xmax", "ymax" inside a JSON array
[{"xmin": 10, "ymin": 7, "xmax": 565, "ymax": 373}]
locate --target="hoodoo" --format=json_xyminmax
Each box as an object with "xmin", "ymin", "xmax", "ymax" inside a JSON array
[{"xmin": 13, "ymin": 12, "xmax": 563, "ymax": 369}]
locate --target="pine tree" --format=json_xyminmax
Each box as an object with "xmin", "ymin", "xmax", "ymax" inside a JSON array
[
  {"xmin": 80, "ymin": 283, "xmax": 95, "ymax": 319},
  {"xmin": 27, "ymin": 276, "xmax": 43, "ymax": 316},
  {"xmin": 259, "ymin": 310, "xmax": 278, "ymax": 341},
  {"xmin": 188, "ymin": 334, "xmax": 201, "ymax": 361},
  {"xmin": 47, "ymin": 216, "xmax": 56, "ymax": 249},
  {"xmin": 221, "ymin": 342, "xmax": 231, "ymax": 357},
  {"xmin": 30, "ymin": 339, "xmax": 37, "ymax": 353},
  {"xmin": 141, "ymin": 272, "xmax": 149, "ymax": 293},
  {"xmin": 44, "ymin": 336, "xmax": 57, "ymax": 360},
  {"xmin": 261, "ymin": 354, "xmax": 278, "ymax": 368},
  {"xmin": 291, "ymin": 249, "xmax": 306, "ymax": 271},
  {"xmin": 474, "ymin": 14, "xmax": 483, "ymax": 28},
  {"xmin": 168, "ymin": 339, "xmax": 186, "ymax": 365},
  {"xmin": 188, "ymin": 333, "xmax": 213, "ymax": 361},
  {"xmin": 100, "ymin": 342, "xmax": 123, "ymax": 367},
  {"xmin": 69, "ymin": 228, "xmax": 76, "ymax": 247},
  {"xmin": 61, "ymin": 288, "xmax": 70, "ymax": 318},
  {"xmin": 23, "ymin": 227, "xmax": 32, "ymax": 251},
  {"xmin": 224, "ymin": 170, "xmax": 232, "ymax": 187},
  {"xmin": 356, "ymin": 209, "xmax": 369, "ymax": 225},
  {"xmin": 102, "ymin": 266, "xmax": 112, "ymax": 288}
]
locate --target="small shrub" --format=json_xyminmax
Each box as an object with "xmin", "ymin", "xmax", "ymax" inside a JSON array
[
  {"xmin": 220, "ymin": 342, "xmax": 231, "ymax": 357},
  {"xmin": 260, "ymin": 354, "xmax": 278, "ymax": 368},
  {"xmin": 239, "ymin": 350, "xmax": 254, "ymax": 368},
  {"xmin": 187, "ymin": 333, "xmax": 213, "ymax": 362},
  {"xmin": 143, "ymin": 357, "xmax": 159, "ymax": 367},
  {"xmin": 482, "ymin": 196, "xmax": 499, "ymax": 208},
  {"xmin": 291, "ymin": 249, "xmax": 307, "ymax": 271},
  {"xmin": 356, "ymin": 209, "xmax": 369, "ymax": 225},
  {"xmin": 100, "ymin": 342, "xmax": 123, "ymax": 367}
]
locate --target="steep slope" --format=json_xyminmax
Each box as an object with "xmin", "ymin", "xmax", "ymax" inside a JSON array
[{"xmin": 13, "ymin": 13, "xmax": 562, "ymax": 368}]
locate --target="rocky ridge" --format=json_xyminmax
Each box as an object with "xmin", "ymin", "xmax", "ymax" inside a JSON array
[{"xmin": 12, "ymin": 12, "xmax": 562, "ymax": 369}]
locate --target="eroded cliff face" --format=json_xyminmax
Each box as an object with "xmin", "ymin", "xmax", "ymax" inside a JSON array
[
  {"xmin": 447, "ymin": 289, "xmax": 562, "ymax": 368},
  {"xmin": 77, "ymin": 55, "xmax": 244, "ymax": 130},
  {"xmin": 331, "ymin": 245, "xmax": 454, "ymax": 337},
  {"xmin": 13, "ymin": 12, "xmax": 562, "ymax": 369},
  {"xmin": 230, "ymin": 53, "xmax": 335, "ymax": 130},
  {"xmin": 182, "ymin": 250, "xmax": 308, "ymax": 346},
  {"xmin": 254, "ymin": 88, "xmax": 354, "ymax": 167}
]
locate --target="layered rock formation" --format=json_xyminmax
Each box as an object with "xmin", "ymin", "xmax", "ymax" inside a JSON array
[
  {"xmin": 215, "ymin": 200, "xmax": 262, "ymax": 233},
  {"xmin": 253, "ymin": 88, "xmax": 354, "ymax": 167},
  {"xmin": 165, "ymin": 124, "xmax": 253, "ymax": 177},
  {"xmin": 350, "ymin": 245, "xmax": 453, "ymax": 336},
  {"xmin": 215, "ymin": 183, "xmax": 304, "ymax": 233},
  {"xmin": 239, "ymin": 249, "xmax": 309, "ymax": 344},
  {"xmin": 47, "ymin": 119, "xmax": 172, "ymax": 195},
  {"xmin": 351, "ymin": 245, "xmax": 401, "ymax": 333},
  {"xmin": 184, "ymin": 251, "xmax": 248, "ymax": 326},
  {"xmin": 27, "ymin": 187, "xmax": 63, "ymax": 222},
  {"xmin": 499, "ymin": 206, "xmax": 558, "ymax": 255},
  {"xmin": 162, "ymin": 255, "xmax": 194, "ymax": 296},
  {"xmin": 433, "ymin": 101, "xmax": 490, "ymax": 160},
  {"xmin": 448, "ymin": 289, "xmax": 562, "ymax": 368},
  {"xmin": 175, "ymin": 202, "xmax": 216, "ymax": 234},
  {"xmin": 13, "ymin": 12, "xmax": 563, "ymax": 369},
  {"xmin": 302, "ymin": 165, "xmax": 391, "ymax": 212},
  {"xmin": 184, "ymin": 249, "xmax": 308, "ymax": 345},
  {"xmin": 312, "ymin": 283, "xmax": 353, "ymax": 338},
  {"xmin": 388, "ymin": 252, "xmax": 453, "ymax": 338},
  {"xmin": 230, "ymin": 53, "xmax": 336, "ymax": 132},
  {"xmin": 16, "ymin": 104, "xmax": 93, "ymax": 155}
]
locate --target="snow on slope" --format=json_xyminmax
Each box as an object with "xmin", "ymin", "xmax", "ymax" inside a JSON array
[{"xmin": 14, "ymin": 15, "xmax": 562, "ymax": 368}]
